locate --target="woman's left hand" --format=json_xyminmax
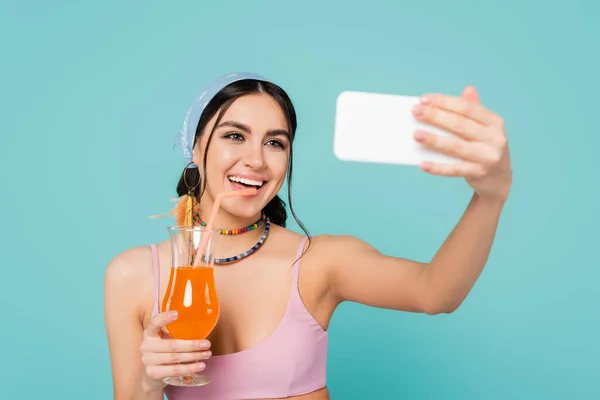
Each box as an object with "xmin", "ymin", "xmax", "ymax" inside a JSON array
[{"xmin": 411, "ymin": 86, "xmax": 512, "ymax": 203}]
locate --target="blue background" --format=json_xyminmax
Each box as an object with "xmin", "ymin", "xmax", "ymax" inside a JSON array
[{"xmin": 1, "ymin": 0, "xmax": 598, "ymax": 398}]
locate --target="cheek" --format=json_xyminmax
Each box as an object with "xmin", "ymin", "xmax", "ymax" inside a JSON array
[
  {"xmin": 204, "ymin": 144, "xmax": 240, "ymax": 177},
  {"xmin": 268, "ymin": 152, "xmax": 289, "ymax": 180}
]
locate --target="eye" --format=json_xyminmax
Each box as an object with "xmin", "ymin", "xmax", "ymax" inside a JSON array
[
  {"xmin": 266, "ymin": 139, "xmax": 286, "ymax": 149},
  {"xmin": 223, "ymin": 132, "xmax": 244, "ymax": 142}
]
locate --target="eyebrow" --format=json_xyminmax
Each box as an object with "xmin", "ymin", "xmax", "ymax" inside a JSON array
[{"xmin": 216, "ymin": 120, "xmax": 290, "ymax": 139}]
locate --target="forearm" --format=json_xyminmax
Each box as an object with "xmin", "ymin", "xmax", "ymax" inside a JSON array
[
  {"xmin": 128, "ymin": 386, "xmax": 164, "ymax": 400},
  {"xmin": 124, "ymin": 376, "xmax": 165, "ymax": 400},
  {"xmin": 422, "ymin": 192, "xmax": 506, "ymax": 313}
]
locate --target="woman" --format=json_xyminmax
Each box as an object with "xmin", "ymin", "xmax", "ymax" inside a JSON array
[{"xmin": 104, "ymin": 72, "xmax": 512, "ymax": 400}]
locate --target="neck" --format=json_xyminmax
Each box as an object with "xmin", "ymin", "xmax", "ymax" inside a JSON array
[{"xmin": 193, "ymin": 195, "xmax": 271, "ymax": 261}]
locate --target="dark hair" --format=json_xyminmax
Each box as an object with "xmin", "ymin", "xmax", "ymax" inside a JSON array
[{"xmin": 176, "ymin": 79, "xmax": 310, "ymax": 241}]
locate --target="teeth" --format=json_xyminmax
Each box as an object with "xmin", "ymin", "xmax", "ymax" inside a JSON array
[{"xmin": 228, "ymin": 176, "xmax": 264, "ymax": 187}]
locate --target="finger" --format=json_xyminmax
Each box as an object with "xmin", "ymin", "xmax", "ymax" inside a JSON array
[
  {"xmin": 462, "ymin": 85, "xmax": 480, "ymax": 103},
  {"xmin": 143, "ymin": 350, "xmax": 212, "ymax": 366},
  {"xmin": 413, "ymin": 130, "xmax": 496, "ymax": 164},
  {"xmin": 419, "ymin": 160, "xmax": 486, "ymax": 178},
  {"xmin": 144, "ymin": 311, "xmax": 179, "ymax": 337},
  {"xmin": 419, "ymin": 92, "xmax": 502, "ymax": 127},
  {"xmin": 151, "ymin": 338, "xmax": 211, "ymax": 354},
  {"xmin": 159, "ymin": 326, "xmax": 173, "ymax": 339},
  {"xmin": 412, "ymin": 105, "xmax": 487, "ymax": 142},
  {"xmin": 145, "ymin": 361, "xmax": 207, "ymax": 381}
]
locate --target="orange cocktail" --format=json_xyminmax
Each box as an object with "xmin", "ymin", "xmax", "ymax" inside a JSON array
[
  {"xmin": 162, "ymin": 265, "xmax": 220, "ymax": 340},
  {"xmin": 162, "ymin": 225, "xmax": 221, "ymax": 387}
]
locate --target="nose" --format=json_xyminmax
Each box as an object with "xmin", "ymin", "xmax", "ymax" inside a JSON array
[{"xmin": 242, "ymin": 143, "xmax": 266, "ymax": 170}]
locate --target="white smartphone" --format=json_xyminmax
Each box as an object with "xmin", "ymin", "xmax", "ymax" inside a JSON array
[{"xmin": 333, "ymin": 90, "xmax": 460, "ymax": 166}]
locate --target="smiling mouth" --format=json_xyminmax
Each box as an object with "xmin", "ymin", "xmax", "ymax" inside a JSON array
[{"xmin": 227, "ymin": 175, "xmax": 266, "ymax": 190}]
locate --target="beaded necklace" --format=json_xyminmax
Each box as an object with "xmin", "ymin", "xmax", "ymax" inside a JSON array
[
  {"xmin": 194, "ymin": 213, "xmax": 265, "ymax": 235},
  {"xmin": 215, "ymin": 217, "xmax": 270, "ymax": 264},
  {"xmin": 198, "ymin": 217, "xmax": 271, "ymax": 264}
]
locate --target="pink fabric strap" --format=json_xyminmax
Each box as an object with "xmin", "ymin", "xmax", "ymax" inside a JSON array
[
  {"xmin": 292, "ymin": 236, "xmax": 309, "ymax": 291},
  {"xmin": 150, "ymin": 244, "xmax": 160, "ymax": 317}
]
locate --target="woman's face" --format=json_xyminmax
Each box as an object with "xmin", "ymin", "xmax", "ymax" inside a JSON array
[{"xmin": 192, "ymin": 93, "xmax": 291, "ymax": 219}]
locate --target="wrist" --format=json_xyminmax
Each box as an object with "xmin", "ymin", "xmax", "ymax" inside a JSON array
[
  {"xmin": 140, "ymin": 377, "xmax": 165, "ymax": 395},
  {"xmin": 472, "ymin": 171, "xmax": 512, "ymax": 206},
  {"xmin": 472, "ymin": 191, "xmax": 508, "ymax": 211}
]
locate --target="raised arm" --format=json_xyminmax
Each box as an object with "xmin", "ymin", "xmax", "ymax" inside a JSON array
[
  {"xmin": 327, "ymin": 86, "xmax": 512, "ymax": 315},
  {"xmin": 328, "ymin": 193, "xmax": 505, "ymax": 314}
]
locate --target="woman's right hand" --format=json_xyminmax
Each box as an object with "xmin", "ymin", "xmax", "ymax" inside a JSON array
[{"xmin": 139, "ymin": 310, "xmax": 212, "ymax": 392}]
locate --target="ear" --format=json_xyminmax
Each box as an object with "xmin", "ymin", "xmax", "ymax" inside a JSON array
[
  {"xmin": 192, "ymin": 142, "xmax": 202, "ymax": 168},
  {"xmin": 462, "ymin": 85, "xmax": 481, "ymax": 104}
]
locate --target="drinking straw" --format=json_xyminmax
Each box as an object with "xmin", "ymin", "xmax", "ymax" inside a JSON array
[{"xmin": 192, "ymin": 188, "xmax": 257, "ymax": 266}]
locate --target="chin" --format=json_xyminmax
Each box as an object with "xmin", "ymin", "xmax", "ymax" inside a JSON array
[{"xmin": 220, "ymin": 196, "xmax": 269, "ymax": 220}]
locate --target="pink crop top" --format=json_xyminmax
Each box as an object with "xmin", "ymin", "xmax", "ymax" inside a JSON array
[{"xmin": 149, "ymin": 237, "xmax": 329, "ymax": 399}]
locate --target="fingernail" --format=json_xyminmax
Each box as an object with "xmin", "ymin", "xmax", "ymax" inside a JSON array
[
  {"xmin": 168, "ymin": 311, "xmax": 178, "ymax": 319},
  {"xmin": 199, "ymin": 340, "xmax": 210, "ymax": 350},
  {"xmin": 194, "ymin": 362, "xmax": 206, "ymax": 371},
  {"xmin": 202, "ymin": 351, "xmax": 212, "ymax": 358},
  {"xmin": 420, "ymin": 96, "xmax": 431, "ymax": 105},
  {"xmin": 412, "ymin": 104, "xmax": 425, "ymax": 116},
  {"xmin": 414, "ymin": 130, "xmax": 427, "ymax": 142}
]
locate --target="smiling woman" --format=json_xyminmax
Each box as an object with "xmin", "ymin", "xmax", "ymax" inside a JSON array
[
  {"xmin": 176, "ymin": 78, "xmax": 303, "ymax": 230},
  {"xmin": 104, "ymin": 72, "xmax": 512, "ymax": 400}
]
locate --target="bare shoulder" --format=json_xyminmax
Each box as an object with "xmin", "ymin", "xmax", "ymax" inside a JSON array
[
  {"xmin": 305, "ymin": 234, "xmax": 377, "ymax": 261},
  {"xmin": 264, "ymin": 227, "xmax": 363, "ymax": 265},
  {"xmin": 301, "ymin": 233, "xmax": 385, "ymax": 280},
  {"xmin": 105, "ymin": 245, "xmax": 154, "ymax": 286},
  {"xmin": 104, "ymin": 245, "xmax": 158, "ymax": 321},
  {"xmin": 312, "ymin": 234, "xmax": 371, "ymax": 249},
  {"xmin": 268, "ymin": 224, "xmax": 305, "ymax": 241},
  {"xmin": 266, "ymin": 224, "xmax": 308, "ymax": 254},
  {"xmin": 304, "ymin": 234, "xmax": 431, "ymax": 312}
]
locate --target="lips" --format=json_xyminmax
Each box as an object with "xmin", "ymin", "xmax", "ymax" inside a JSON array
[{"xmin": 227, "ymin": 175, "xmax": 268, "ymax": 192}]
